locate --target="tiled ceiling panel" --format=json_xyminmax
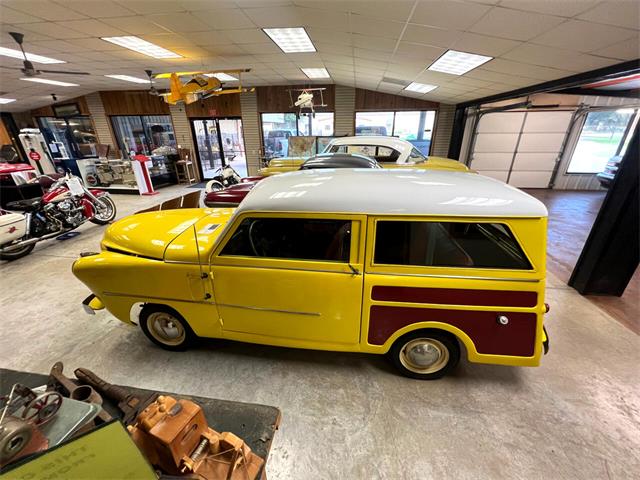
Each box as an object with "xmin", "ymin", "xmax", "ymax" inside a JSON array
[{"xmin": 0, "ymin": 0, "xmax": 637, "ymax": 111}]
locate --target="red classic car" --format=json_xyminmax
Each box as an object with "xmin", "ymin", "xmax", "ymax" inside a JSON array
[{"xmin": 203, "ymin": 153, "xmax": 380, "ymax": 208}]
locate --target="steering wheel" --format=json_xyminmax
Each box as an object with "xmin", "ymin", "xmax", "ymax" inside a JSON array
[{"xmin": 248, "ymin": 220, "xmax": 265, "ymax": 257}]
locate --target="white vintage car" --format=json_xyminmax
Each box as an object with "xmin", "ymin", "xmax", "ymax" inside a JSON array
[{"xmin": 258, "ymin": 136, "xmax": 468, "ymax": 176}]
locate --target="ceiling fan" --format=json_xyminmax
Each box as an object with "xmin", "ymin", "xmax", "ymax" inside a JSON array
[
  {"xmin": 1, "ymin": 32, "xmax": 90, "ymax": 77},
  {"xmin": 145, "ymin": 69, "xmax": 161, "ymax": 96}
]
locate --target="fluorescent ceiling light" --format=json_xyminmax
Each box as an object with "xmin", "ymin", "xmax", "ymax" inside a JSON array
[
  {"xmin": 20, "ymin": 78, "xmax": 78, "ymax": 87},
  {"xmin": 301, "ymin": 68, "xmax": 330, "ymax": 79},
  {"xmin": 404, "ymin": 82, "xmax": 437, "ymax": 94},
  {"xmin": 101, "ymin": 36, "xmax": 182, "ymax": 59},
  {"xmin": 428, "ymin": 50, "xmax": 492, "ymax": 76},
  {"xmin": 104, "ymin": 74, "xmax": 148, "ymax": 84},
  {"xmin": 205, "ymin": 73, "xmax": 237, "ymax": 81},
  {"xmin": 0, "ymin": 47, "xmax": 65, "ymax": 64},
  {"xmin": 0, "ymin": 98, "xmax": 16, "ymax": 104},
  {"xmin": 263, "ymin": 28, "xmax": 316, "ymax": 53}
]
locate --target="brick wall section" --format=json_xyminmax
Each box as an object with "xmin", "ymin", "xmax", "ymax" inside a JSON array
[
  {"xmin": 334, "ymin": 85, "xmax": 355, "ymax": 136},
  {"xmin": 431, "ymin": 103, "xmax": 455, "ymax": 158},
  {"xmin": 240, "ymin": 91, "xmax": 261, "ymax": 175}
]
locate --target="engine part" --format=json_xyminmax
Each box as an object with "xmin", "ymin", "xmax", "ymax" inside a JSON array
[
  {"xmin": 47, "ymin": 362, "xmax": 111, "ymax": 423},
  {"xmin": 0, "ymin": 416, "xmax": 32, "ymax": 462},
  {"xmin": 22, "ymin": 392, "xmax": 62, "ymax": 426},
  {"xmin": 127, "ymin": 395, "xmax": 264, "ymax": 479}
]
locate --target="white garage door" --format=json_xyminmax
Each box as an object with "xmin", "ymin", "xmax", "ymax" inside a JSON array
[{"xmin": 470, "ymin": 111, "xmax": 574, "ymax": 188}]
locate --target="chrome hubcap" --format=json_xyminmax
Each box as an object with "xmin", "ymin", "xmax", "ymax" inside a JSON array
[
  {"xmin": 148, "ymin": 312, "xmax": 185, "ymax": 346},
  {"xmin": 400, "ymin": 338, "xmax": 449, "ymax": 374}
]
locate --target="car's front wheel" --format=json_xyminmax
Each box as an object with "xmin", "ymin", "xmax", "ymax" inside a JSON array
[
  {"xmin": 139, "ymin": 305, "xmax": 196, "ymax": 351},
  {"xmin": 388, "ymin": 330, "xmax": 460, "ymax": 380}
]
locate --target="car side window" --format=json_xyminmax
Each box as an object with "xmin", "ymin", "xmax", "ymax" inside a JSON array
[
  {"xmin": 374, "ymin": 220, "xmax": 532, "ymax": 269},
  {"xmin": 220, "ymin": 217, "xmax": 352, "ymax": 263},
  {"xmin": 409, "ymin": 147, "xmax": 426, "ymax": 161}
]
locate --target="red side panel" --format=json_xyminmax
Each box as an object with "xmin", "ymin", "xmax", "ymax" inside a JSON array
[
  {"xmin": 369, "ymin": 305, "xmax": 537, "ymax": 356},
  {"xmin": 371, "ymin": 286, "xmax": 537, "ymax": 308}
]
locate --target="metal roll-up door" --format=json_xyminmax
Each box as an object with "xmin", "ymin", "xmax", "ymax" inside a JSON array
[{"xmin": 469, "ymin": 110, "xmax": 574, "ymax": 188}]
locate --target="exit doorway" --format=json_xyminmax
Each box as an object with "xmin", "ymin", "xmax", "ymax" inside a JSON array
[{"xmin": 190, "ymin": 118, "xmax": 247, "ymax": 179}]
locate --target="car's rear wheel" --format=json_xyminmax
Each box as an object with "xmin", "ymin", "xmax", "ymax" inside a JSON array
[
  {"xmin": 388, "ymin": 330, "xmax": 460, "ymax": 380},
  {"xmin": 139, "ymin": 305, "xmax": 195, "ymax": 351}
]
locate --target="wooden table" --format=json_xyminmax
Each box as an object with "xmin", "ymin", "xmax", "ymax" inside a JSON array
[{"xmin": 1, "ymin": 368, "xmax": 281, "ymax": 478}]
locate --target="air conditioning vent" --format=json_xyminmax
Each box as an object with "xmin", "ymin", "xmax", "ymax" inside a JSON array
[{"xmin": 381, "ymin": 77, "xmax": 408, "ymax": 86}]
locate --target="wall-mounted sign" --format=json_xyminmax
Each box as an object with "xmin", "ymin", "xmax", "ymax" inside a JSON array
[{"xmin": 53, "ymin": 103, "xmax": 81, "ymax": 117}]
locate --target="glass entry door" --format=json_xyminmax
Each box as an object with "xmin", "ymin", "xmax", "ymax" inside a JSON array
[{"xmin": 192, "ymin": 118, "xmax": 247, "ymax": 179}]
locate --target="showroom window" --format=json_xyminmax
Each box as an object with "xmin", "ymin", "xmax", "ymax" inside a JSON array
[
  {"xmin": 374, "ymin": 221, "xmax": 532, "ymax": 269},
  {"xmin": 111, "ymin": 115, "xmax": 176, "ymax": 158},
  {"xmin": 221, "ymin": 217, "xmax": 351, "ymax": 262},
  {"xmin": 355, "ymin": 110, "xmax": 436, "ymax": 155},
  {"xmin": 37, "ymin": 116, "xmax": 98, "ymax": 159},
  {"xmin": 261, "ymin": 112, "xmax": 334, "ymax": 158},
  {"xmin": 566, "ymin": 108, "xmax": 639, "ymax": 174}
]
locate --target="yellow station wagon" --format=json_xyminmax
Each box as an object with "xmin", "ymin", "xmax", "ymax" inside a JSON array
[{"xmin": 74, "ymin": 169, "xmax": 549, "ymax": 379}]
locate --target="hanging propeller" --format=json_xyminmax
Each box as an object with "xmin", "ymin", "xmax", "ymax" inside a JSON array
[{"xmin": 0, "ymin": 32, "xmax": 90, "ymax": 77}]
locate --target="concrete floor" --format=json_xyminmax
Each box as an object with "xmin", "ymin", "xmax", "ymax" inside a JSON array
[
  {"xmin": 526, "ymin": 189, "xmax": 639, "ymax": 335},
  {"xmin": 1, "ymin": 186, "xmax": 639, "ymax": 479}
]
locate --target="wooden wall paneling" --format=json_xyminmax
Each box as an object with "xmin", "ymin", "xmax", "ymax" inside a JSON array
[
  {"xmin": 256, "ymin": 85, "xmax": 335, "ymax": 112},
  {"xmin": 0, "ymin": 119, "xmax": 11, "ymax": 145},
  {"xmin": 185, "ymin": 94, "xmax": 241, "ymax": 118},
  {"xmin": 355, "ymin": 88, "xmax": 439, "ymax": 111},
  {"xmin": 99, "ymin": 91, "xmax": 170, "ymax": 115}
]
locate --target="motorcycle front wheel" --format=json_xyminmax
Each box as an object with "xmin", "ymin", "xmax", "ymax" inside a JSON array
[
  {"xmin": 90, "ymin": 195, "xmax": 117, "ymax": 225},
  {"xmin": 0, "ymin": 243, "xmax": 35, "ymax": 261}
]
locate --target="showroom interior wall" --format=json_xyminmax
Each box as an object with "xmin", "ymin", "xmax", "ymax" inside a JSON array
[
  {"xmin": 11, "ymin": 85, "xmax": 457, "ymax": 177},
  {"xmin": 239, "ymin": 91, "xmax": 262, "ymax": 175},
  {"xmin": 85, "ymin": 92, "xmax": 114, "ymax": 152},
  {"xmin": 458, "ymin": 93, "xmax": 639, "ymax": 190},
  {"xmin": 168, "ymin": 103, "xmax": 195, "ymax": 159}
]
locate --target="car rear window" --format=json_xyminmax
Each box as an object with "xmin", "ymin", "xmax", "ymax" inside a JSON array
[{"xmin": 374, "ymin": 220, "xmax": 532, "ymax": 270}]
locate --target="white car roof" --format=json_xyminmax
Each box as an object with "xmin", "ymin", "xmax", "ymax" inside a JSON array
[
  {"xmin": 237, "ymin": 169, "xmax": 548, "ymax": 218},
  {"xmin": 326, "ymin": 136, "xmax": 415, "ymax": 153}
]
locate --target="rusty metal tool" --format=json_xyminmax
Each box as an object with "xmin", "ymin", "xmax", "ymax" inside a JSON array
[
  {"xmin": 47, "ymin": 362, "xmax": 112, "ymax": 423},
  {"xmin": 74, "ymin": 368, "xmax": 157, "ymax": 425}
]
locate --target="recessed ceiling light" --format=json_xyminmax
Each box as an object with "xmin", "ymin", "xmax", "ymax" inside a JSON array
[
  {"xmin": 301, "ymin": 68, "xmax": 330, "ymax": 79},
  {"xmin": 205, "ymin": 73, "xmax": 237, "ymax": 81},
  {"xmin": 0, "ymin": 97, "xmax": 16, "ymax": 104},
  {"xmin": 104, "ymin": 74, "xmax": 148, "ymax": 84},
  {"xmin": 263, "ymin": 28, "xmax": 316, "ymax": 53},
  {"xmin": 101, "ymin": 36, "xmax": 182, "ymax": 59},
  {"xmin": 428, "ymin": 50, "xmax": 492, "ymax": 75},
  {"xmin": 0, "ymin": 47, "xmax": 65, "ymax": 64},
  {"xmin": 404, "ymin": 82, "xmax": 437, "ymax": 93},
  {"xmin": 20, "ymin": 78, "xmax": 79, "ymax": 87}
]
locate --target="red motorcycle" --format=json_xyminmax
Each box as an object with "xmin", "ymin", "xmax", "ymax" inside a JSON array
[{"xmin": 0, "ymin": 172, "xmax": 117, "ymax": 260}]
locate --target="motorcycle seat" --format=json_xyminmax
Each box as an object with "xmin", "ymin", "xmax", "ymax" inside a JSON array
[{"xmin": 6, "ymin": 197, "xmax": 42, "ymax": 211}]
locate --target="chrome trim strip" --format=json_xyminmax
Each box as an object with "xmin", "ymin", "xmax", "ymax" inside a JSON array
[
  {"xmin": 366, "ymin": 272, "xmax": 540, "ymax": 283},
  {"xmin": 211, "ymin": 262, "xmax": 357, "ymax": 275},
  {"xmin": 103, "ymin": 291, "xmax": 213, "ymax": 305},
  {"xmin": 217, "ymin": 303, "xmax": 321, "ymax": 316}
]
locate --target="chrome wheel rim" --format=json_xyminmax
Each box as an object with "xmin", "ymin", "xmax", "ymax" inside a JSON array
[
  {"xmin": 95, "ymin": 198, "xmax": 115, "ymax": 221},
  {"xmin": 147, "ymin": 312, "xmax": 185, "ymax": 346},
  {"xmin": 399, "ymin": 338, "xmax": 449, "ymax": 374}
]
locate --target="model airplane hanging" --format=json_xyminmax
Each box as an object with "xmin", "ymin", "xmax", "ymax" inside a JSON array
[
  {"xmin": 288, "ymin": 87, "xmax": 327, "ymax": 117},
  {"xmin": 145, "ymin": 69, "xmax": 253, "ymax": 105}
]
